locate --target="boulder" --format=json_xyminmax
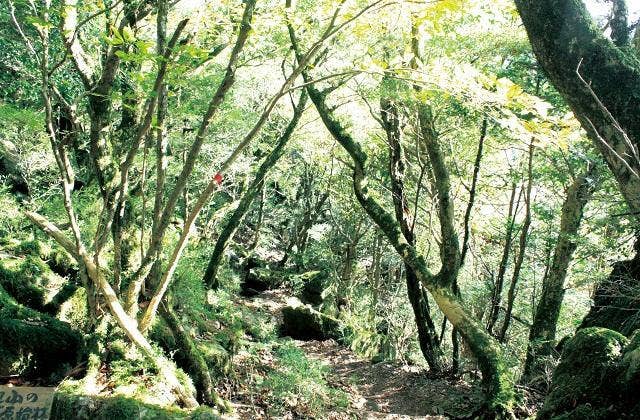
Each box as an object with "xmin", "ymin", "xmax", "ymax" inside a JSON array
[
  {"xmin": 51, "ymin": 392, "xmax": 219, "ymax": 419},
  {"xmin": 240, "ymin": 258, "xmax": 283, "ymax": 297},
  {"xmin": 0, "ymin": 284, "xmax": 82, "ymax": 379},
  {"xmin": 280, "ymin": 299, "xmax": 341, "ymax": 341},
  {"xmin": 580, "ymin": 250, "xmax": 640, "ymax": 337},
  {"xmin": 539, "ymin": 327, "xmax": 640, "ymax": 419},
  {"xmin": 294, "ymin": 270, "xmax": 326, "ymax": 306}
]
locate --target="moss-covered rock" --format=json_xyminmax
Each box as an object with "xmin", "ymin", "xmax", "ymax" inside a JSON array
[
  {"xmin": 294, "ymin": 270, "xmax": 326, "ymax": 306},
  {"xmin": 280, "ymin": 300, "xmax": 342, "ymax": 341},
  {"xmin": 197, "ymin": 341, "xmax": 230, "ymax": 377},
  {"xmin": 0, "ymin": 251, "xmax": 78, "ymax": 315},
  {"xmin": 580, "ymin": 253, "xmax": 640, "ymax": 337},
  {"xmin": 51, "ymin": 392, "xmax": 220, "ymax": 419},
  {"xmin": 538, "ymin": 327, "xmax": 638, "ymax": 419},
  {"xmin": 0, "ymin": 283, "xmax": 82, "ymax": 379},
  {"xmin": 0, "ymin": 258, "xmax": 48, "ymax": 311},
  {"xmin": 239, "ymin": 257, "xmax": 291, "ymax": 297}
]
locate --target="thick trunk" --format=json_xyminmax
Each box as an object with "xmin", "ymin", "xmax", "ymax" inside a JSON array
[
  {"xmin": 522, "ymin": 163, "xmax": 598, "ymax": 384},
  {"xmin": 160, "ymin": 303, "xmax": 229, "ymax": 410},
  {"xmin": 24, "ymin": 211, "xmax": 198, "ymax": 409},
  {"xmin": 579, "ymin": 243, "xmax": 640, "ymax": 336},
  {"xmin": 515, "ymin": 0, "xmax": 640, "ymax": 223},
  {"xmin": 405, "ymin": 268, "xmax": 444, "ymax": 371}
]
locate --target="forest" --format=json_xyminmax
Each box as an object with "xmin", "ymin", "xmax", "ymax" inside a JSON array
[{"xmin": 0, "ymin": 0, "xmax": 639, "ymax": 418}]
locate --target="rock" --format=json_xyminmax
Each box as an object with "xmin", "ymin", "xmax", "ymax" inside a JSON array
[
  {"xmin": 538, "ymin": 327, "xmax": 640, "ymax": 419},
  {"xmin": 240, "ymin": 258, "xmax": 282, "ymax": 297},
  {"xmin": 295, "ymin": 270, "xmax": 326, "ymax": 306},
  {"xmin": 50, "ymin": 392, "xmax": 220, "ymax": 419},
  {"xmin": 580, "ymin": 250, "xmax": 640, "ymax": 337},
  {"xmin": 0, "ymin": 283, "xmax": 82, "ymax": 379},
  {"xmin": 280, "ymin": 299, "xmax": 341, "ymax": 341}
]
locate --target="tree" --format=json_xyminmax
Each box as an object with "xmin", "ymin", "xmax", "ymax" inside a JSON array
[
  {"xmin": 287, "ymin": 6, "xmax": 516, "ymax": 415},
  {"xmin": 522, "ymin": 162, "xmax": 598, "ymax": 385},
  {"xmin": 514, "ymin": 0, "xmax": 640, "ymax": 225}
]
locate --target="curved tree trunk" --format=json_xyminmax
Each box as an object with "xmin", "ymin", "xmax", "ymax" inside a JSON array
[
  {"xmin": 24, "ymin": 211, "xmax": 198, "ymax": 409},
  {"xmin": 381, "ymin": 96, "xmax": 445, "ymax": 372},
  {"xmin": 295, "ymin": 76, "xmax": 515, "ymax": 416}
]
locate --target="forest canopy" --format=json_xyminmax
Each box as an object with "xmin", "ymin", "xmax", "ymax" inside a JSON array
[{"xmin": 0, "ymin": 0, "xmax": 639, "ymax": 418}]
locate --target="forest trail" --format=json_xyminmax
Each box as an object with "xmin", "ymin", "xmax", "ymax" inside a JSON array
[{"xmin": 227, "ymin": 289, "xmax": 483, "ymax": 419}]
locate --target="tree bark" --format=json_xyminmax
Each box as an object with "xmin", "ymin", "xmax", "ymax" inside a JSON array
[
  {"xmin": 160, "ymin": 302, "xmax": 228, "ymax": 410},
  {"xmin": 514, "ymin": 0, "xmax": 640, "ymax": 224},
  {"xmin": 381, "ymin": 96, "xmax": 444, "ymax": 372},
  {"xmin": 522, "ymin": 162, "xmax": 598, "ymax": 384}
]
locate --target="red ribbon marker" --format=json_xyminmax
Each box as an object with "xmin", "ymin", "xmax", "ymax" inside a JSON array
[{"xmin": 213, "ymin": 172, "xmax": 223, "ymax": 186}]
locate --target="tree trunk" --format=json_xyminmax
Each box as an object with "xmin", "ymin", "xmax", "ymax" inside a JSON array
[
  {"xmin": 487, "ymin": 183, "xmax": 519, "ymax": 333},
  {"xmin": 381, "ymin": 95, "xmax": 444, "ymax": 372},
  {"xmin": 514, "ymin": 0, "xmax": 640, "ymax": 223},
  {"xmin": 498, "ymin": 142, "xmax": 534, "ymax": 342},
  {"xmin": 160, "ymin": 302, "xmax": 229, "ymax": 410},
  {"xmin": 24, "ymin": 211, "xmax": 198, "ymax": 409},
  {"xmin": 202, "ymin": 92, "xmax": 307, "ymax": 289},
  {"xmin": 298, "ymin": 78, "xmax": 514, "ymax": 415},
  {"xmin": 522, "ymin": 162, "xmax": 598, "ymax": 385}
]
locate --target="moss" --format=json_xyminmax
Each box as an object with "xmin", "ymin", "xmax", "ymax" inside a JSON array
[
  {"xmin": 0, "ymin": 283, "xmax": 82, "ymax": 378},
  {"xmin": 580, "ymin": 256, "xmax": 640, "ymax": 337},
  {"xmin": 196, "ymin": 341, "xmax": 230, "ymax": 377},
  {"xmin": 539, "ymin": 327, "xmax": 629, "ymax": 419},
  {"xmin": 14, "ymin": 239, "xmax": 43, "ymax": 257},
  {"xmin": 51, "ymin": 391, "xmax": 219, "ymax": 420},
  {"xmin": 0, "ymin": 260, "xmax": 46, "ymax": 310},
  {"xmin": 293, "ymin": 270, "xmax": 326, "ymax": 306},
  {"xmin": 281, "ymin": 303, "xmax": 343, "ymax": 341}
]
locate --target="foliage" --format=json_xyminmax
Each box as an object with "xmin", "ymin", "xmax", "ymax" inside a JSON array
[
  {"xmin": 0, "ymin": 0, "xmax": 637, "ymax": 417},
  {"xmin": 259, "ymin": 341, "xmax": 349, "ymax": 417}
]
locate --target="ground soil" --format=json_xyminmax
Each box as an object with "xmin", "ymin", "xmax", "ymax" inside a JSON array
[{"xmin": 224, "ymin": 289, "xmax": 484, "ymax": 419}]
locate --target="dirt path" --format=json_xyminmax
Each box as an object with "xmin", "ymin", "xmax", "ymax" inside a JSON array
[{"xmin": 227, "ymin": 290, "xmax": 483, "ymax": 419}]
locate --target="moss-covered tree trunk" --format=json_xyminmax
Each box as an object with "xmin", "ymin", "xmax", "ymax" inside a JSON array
[
  {"xmin": 295, "ymin": 77, "xmax": 514, "ymax": 415},
  {"xmin": 202, "ymin": 92, "xmax": 307, "ymax": 289},
  {"xmin": 514, "ymin": 0, "xmax": 640, "ymax": 223},
  {"xmin": 522, "ymin": 163, "xmax": 598, "ymax": 384},
  {"xmin": 381, "ymin": 96, "xmax": 444, "ymax": 372},
  {"xmin": 160, "ymin": 302, "xmax": 229, "ymax": 410},
  {"xmin": 25, "ymin": 211, "xmax": 198, "ymax": 408},
  {"xmin": 579, "ymin": 242, "xmax": 640, "ymax": 336}
]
